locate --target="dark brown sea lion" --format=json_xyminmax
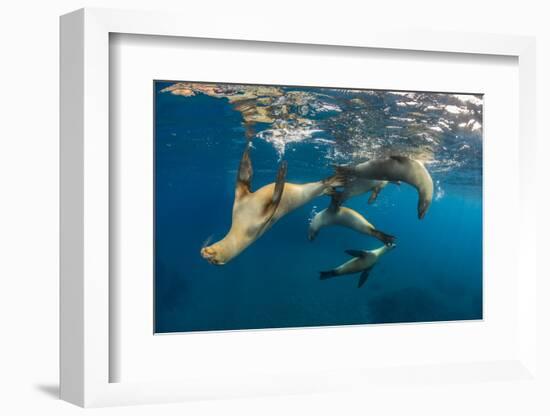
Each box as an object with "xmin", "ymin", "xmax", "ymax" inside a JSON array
[
  {"xmin": 336, "ymin": 156, "xmax": 433, "ymax": 219},
  {"xmin": 320, "ymin": 243, "xmax": 396, "ymax": 288}
]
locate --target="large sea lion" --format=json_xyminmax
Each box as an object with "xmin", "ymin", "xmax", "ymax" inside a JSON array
[
  {"xmin": 336, "ymin": 156, "xmax": 433, "ymax": 219},
  {"xmin": 320, "ymin": 243, "xmax": 396, "ymax": 288},
  {"xmin": 308, "ymin": 200, "xmax": 395, "ymax": 245},
  {"xmin": 200, "ymin": 144, "xmax": 344, "ymax": 265}
]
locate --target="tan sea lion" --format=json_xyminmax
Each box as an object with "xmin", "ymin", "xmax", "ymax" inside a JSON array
[
  {"xmin": 308, "ymin": 200, "xmax": 395, "ymax": 245},
  {"xmin": 320, "ymin": 243, "xmax": 396, "ymax": 288},
  {"xmin": 336, "ymin": 155, "xmax": 433, "ymax": 219},
  {"xmin": 200, "ymin": 144, "xmax": 344, "ymax": 265}
]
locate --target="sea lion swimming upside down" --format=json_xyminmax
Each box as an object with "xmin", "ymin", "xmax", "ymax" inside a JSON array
[{"xmin": 200, "ymin": 144, "xmax": 344, "ymax": 265}]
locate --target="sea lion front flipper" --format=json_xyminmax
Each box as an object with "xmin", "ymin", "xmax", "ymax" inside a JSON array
[
  {"xmin": 271, "ymin": 161, "xmax": 287, "ymax": 206},
  {"xmin": 368, "ymin": 187, "xmax": 381, "ymax": 204},
  {"xmin": 345, "ymin": 249, "xmax": 373, "ymax": 259},
  {"xmin": 389, "ymin": 155, "xmax": 409, "ymax": 163},
  {"xmin": 236, "ymin": 143, "xmax": 253, "ymax": 198},
  {"xmin": 255, "ymin": 161, "xmax": 287, "ymax": 237},
  {"xmin": 357, "ymin": 268, "xmax": 372, "ymax": 288},
  {"xmin": 329, "ymin": 190, "xmax": 346, "ymax": 210}
]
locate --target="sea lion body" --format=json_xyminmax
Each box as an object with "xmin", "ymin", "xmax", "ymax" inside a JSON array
[
  {"xmin": 308, "ymin": 205, "xmax": 395, "ymax": 245},
  {"xmin": 335, "ymin": 178, "xmax": 389, "ymax": 205},
  {"xmin": 337, "ymin": 156, "xmax": 433, "ymax": 219},
  {"xmin": 320, "ymin": 244, "xmax": 395, "ymax": 288},
  {"xmin": 201, "ymin": 145, "xmax": 342, "ymax": 265}
]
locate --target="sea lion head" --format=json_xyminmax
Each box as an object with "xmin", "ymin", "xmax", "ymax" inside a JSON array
[
  {"xmin": 386, "ymin": 241, "xmax": 397, "ymax": 250},
  {"xmin": 417, "ymin": 182, "xmax": 433, "ymax": 219},
  {"xmin": 418, "ymin": 198, "xmax": 431, "ymax": 219},
  {"xmin": 308, "ymin": 211, "xmax": 324, "ymax": 241},
  {"xmin": 307, "ymin": 227, "xmax": 319, "ymax": 241}
]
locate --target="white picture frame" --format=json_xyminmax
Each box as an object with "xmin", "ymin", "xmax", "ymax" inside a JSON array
[{"xmin": 60, "ymin": 7, "xmax": 538, "ymax": 407}]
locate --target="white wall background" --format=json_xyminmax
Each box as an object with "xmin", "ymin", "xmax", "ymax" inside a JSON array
[{"xmin": 0, "ymin": 1, "xmax": 548, "ymax": 415}]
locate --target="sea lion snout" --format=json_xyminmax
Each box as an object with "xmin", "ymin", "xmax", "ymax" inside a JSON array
[
  {"xmin": 200, "ymin": 246, "xmax": 225, "ymax": 265},
  {"xmin": 418, "ymin": 199, "xmax": 431, "ymax": 219},
  {"xmin": 307, "ymin": 228, "xmax": 318, "ymax": 241}
]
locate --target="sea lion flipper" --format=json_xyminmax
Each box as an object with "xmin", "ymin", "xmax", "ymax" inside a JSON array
[
  {"xmin": 370, "ymin": 229, "xmax": 396, "ymax": 246},
  {"xmin": 236, "ymin": 143, "xmax": 253, "ymax": 197},
  {"xmin": 254, "ymin": 161, "xmax": 287, "ymax": 238},
  {"xmin": 345, "ymin": 249, "xmax": 367, "ymax": 258},
  {"xmin": 368, "ymin": 188, "xmax": 380, "ymax": 204},
  {"xmin": 271, "ymin": 161, "xmax": 287, "ymax": 205},
  {"xmin": 389, "ymin": 155, "xmax": 409, "ymax": 163},
  {"xmin": 358, "ymin": 268, "xmax": 372, "ymax": 288},
  {"xmin": 329, "ymin": 191, "xmax": 346, "ymax": 210}
]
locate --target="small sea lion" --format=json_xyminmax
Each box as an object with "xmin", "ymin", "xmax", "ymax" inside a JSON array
[
  {"xmin": 201, "ymin": 144, "xmax": 344, "ymax": 265},
  {"xmin": 336, "ymin": 156, "xmax": 433, "ymax": 219},
  {"xmin": 329, "ymin": 178, "xmax": 391, "ymax": 207},
  {"xmin": 320, "ymin": 243, "xmax": 396, "ymax": 288},
  {"xmin": 308, "ymin": 200, "xmax": 395, "ymax": 245}
]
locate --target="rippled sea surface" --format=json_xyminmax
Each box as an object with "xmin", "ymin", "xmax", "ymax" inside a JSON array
[{"xmin": 154, "ymin": 81, "xmax": 482, "ymax": 333}]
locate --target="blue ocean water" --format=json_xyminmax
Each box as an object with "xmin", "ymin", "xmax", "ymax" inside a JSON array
[{"xmin": 154, "ymin": 81, "xmax": 483, "ymax": 333}]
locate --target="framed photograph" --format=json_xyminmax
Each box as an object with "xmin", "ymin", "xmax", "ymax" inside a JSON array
[
  {"xmin": 60, "ymin": 8, "xmax": 538, "ymax": 407},
  {"xmin": 153, "ymin": 80, "xmax": 483, "ymax": 333}
]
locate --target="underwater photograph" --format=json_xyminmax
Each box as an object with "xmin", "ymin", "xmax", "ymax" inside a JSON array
[{"xmin": 154, "ymin": 80, "xmax": 483, "ymax": 333}]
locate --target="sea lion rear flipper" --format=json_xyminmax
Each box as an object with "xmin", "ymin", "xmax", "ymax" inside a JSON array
[
  {"xmin": 333, "ymin": 166, "xmax": 354, "ymax": 185},
  {"xmin": 236, "ymin": 143, "xmax": 253, "ymax": 197},
  {"xmin": 370, "ymin": 229, "xmax": 396, "ymax": 246},
  {"xmin": 358, "ymin": 268, "xmax": 372, "ymax": 288}
]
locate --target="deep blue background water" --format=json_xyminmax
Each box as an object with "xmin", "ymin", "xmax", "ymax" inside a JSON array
[{"xmin": 154, "ymin": 82, "xmax": 483, "ymax": 333}]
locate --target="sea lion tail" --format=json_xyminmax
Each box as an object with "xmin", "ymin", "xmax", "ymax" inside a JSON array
[{"xmin": 319, "ymin": 270, "xmax": 337, "ymax": 280}]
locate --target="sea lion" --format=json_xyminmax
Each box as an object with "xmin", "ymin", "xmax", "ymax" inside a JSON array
[
  {"xmin": 329, "ymin": 178, "xmax": 391, "ymax": 207},
  {"xmin": 308, "ymin": 200, "xmax": 395, "ymax": 245},
  {"xmin": 320, "ymin": 243, "xmax": 396, "ymax": 288},
  {"xmin": 200, "ymin": 144, "xmax": 344, "ymax": 265},
  {"xmin": 336, "ymin": 156, "xmax": 433, "ymax": 219}
]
